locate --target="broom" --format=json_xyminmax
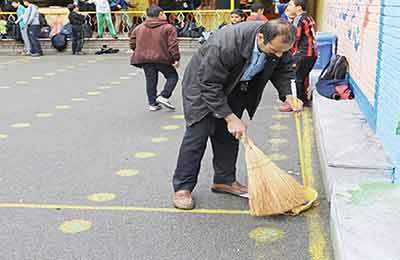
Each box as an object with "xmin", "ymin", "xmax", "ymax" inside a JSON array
[{"xmin": 241, "ymin": 93, "xmax": 308, "ymax": 216}]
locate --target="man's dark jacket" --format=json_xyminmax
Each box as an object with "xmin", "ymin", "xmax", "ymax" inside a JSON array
[{"xmin": 182, "ymin": 21, "xmax": 295, "ymax": 126}]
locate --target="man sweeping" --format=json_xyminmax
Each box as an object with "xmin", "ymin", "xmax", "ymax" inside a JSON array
[{"xmin": 172, "ymin": 19, "xmax": 304, "ymax": 210}]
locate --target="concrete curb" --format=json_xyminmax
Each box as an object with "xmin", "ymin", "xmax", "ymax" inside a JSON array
[
  {"xmin": 0, "ymin": 37, "xmax": 200, "ymax": 56},
  {"xmin": 310, "ymin": 70, "xmax": 400, "ymax": 260}
]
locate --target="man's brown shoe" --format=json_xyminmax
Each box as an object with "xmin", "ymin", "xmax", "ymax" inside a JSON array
[
  {"xmin": 211, "ymin": 181, "xmax": 249, "ymax": 198},
  {"xmin": 173, "ymin": 190, "xmax": 195, "ymax": 210}
]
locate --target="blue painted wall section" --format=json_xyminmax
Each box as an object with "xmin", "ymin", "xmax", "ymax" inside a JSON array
[{"xmin": 375, "ymin": 0, "xmax": 400, "ymax": 180}]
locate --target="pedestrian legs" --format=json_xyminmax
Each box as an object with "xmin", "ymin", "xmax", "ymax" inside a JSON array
[
  {"xmin": 20, "ymin": 26, "xmax": 31, "ymax": 53},
  {"xmin": 104, "ymin": 13, "xmax": 117, "ymax": 37},
  {"xmin": 96, "ymin": 13, "xmax": 105, "ymax": 37},
  {"xmin": 295, "ymin": 56, "xmax": 317, "ymax": 105},
  {"xmin": 142, "ymin": 64, "xmax": 159, "ymax": 106},
  {"xmin": 72, "ymin": 27, "xmax": 84, "ymax": 54},
  {"xmin": 173, "ymin": 115, "xmax": 212, "ymax": 192},
  {"xmin": 157, "ymin": 63, "xmax": 178, "ymax": 99},
  {"xmin": 27, "ymin": 25, "xmax": 43, "ymax": 55}
]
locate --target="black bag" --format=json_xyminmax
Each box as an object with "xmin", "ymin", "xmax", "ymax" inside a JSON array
[
  {"xmin": 6, "ymin": 15, "xmax": 22, "ymax": 41},
  {"xmin": 319, "ymin": 55, "xmax": 349, "ymax": 81},
  {"xmin": 316, "ymin": 55, "xmax": 354, "ymax": 100},
  {"xmin": 82, "ymin": 15, "xmax": 93, "ymax": 38},
  {"xmin": 51, "ymin": 33, "xmax": 67, "ymax": 51},
  {"xmin": 39, "ymin": 25, "xmax": 51, "ymax": 38},
  {"xmin": 39, "ymin": 13, "xmax": 48, "ymax": 27}
]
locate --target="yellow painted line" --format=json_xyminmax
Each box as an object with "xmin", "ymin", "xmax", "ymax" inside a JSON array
[
  {"xmin": 36, "ymin": 113, "xmax": 53, "ymax": 118},
  {"xmin": 302, "ymin": 109, "xmax": 315, "ymax": 187},
  {"xmin": 0, "ymin": 134, "xmax": 8, "ymax": 139},
  {"xmin": 0, "ymin": 203, "xmax": 250, "ymax": 215},
  {"xmin": 32, "ymin": 76, "xmax": 43, "ymax": 80},
  {"xmin": 0, "ymin": 86, "xmax": 11, "ymax": 89},
  {"xmin": 301, "ymin": 108, "xmax": 329, "ymax": 260}
]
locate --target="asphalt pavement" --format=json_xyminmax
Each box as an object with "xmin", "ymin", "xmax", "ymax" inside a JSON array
[{"xmin": 0, "ymin": 54, "xmax": 332, "ymax": 260}]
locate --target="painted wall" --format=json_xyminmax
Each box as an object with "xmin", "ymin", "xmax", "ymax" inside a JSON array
[{"xmin": 318, "ymin": 0, "xmax": 400, "ymax": 177}]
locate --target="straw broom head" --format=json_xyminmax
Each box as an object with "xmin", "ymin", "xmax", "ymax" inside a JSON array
[{"xmin": 242, "ymin": 136, "xmax": 307, "ymax": 216}]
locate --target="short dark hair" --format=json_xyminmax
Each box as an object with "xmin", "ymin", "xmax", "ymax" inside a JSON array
[
  {"xmin": 146, "ymin": 5, "xmax": 163, "ymax": 17},
  {"xmin": 230, "ymin": 8, "xmax": 246, "ymax": 18},
  {"xmin": 250, "ymin": 3, "xmax": 265, "ymax": 12},
  {"xmin": 259, "ymin": 19, "xmax": 296, "ymax": 45},
  {"xmin": 67, "ymin": 3, "xmax": 76, "ymax": 12},
  {"xmin": 11, "ymin": 0, "xmax": 20, "ymax": 4},
  {"xmin": 293, "ymin": 0, "xmax": 306, "ymax": 10}
]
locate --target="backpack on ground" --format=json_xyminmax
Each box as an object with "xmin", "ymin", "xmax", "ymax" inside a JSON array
[
  {"xmin": 51, "ymin": 33, "xmax": 67, "ymax": 51},
  {"xmin": 316, "ymin": 55, "xmax": 354, "ymax": 100}
]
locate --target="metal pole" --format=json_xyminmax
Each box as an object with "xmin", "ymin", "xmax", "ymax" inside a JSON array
[{"xmin": 230, "ymin": 0, "xmax": 235, "ymax": 10}]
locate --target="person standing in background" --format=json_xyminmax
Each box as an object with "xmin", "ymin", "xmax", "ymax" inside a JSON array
[
  {"xmin": 11, "ymin": 0, "xmax": 31, "ymax": 55},
  {"xmin": 68, "ymin": 3, "xmax": 86, "ymax": 55},
  {"xmin": 246, "ymin": 2, "xmax": 268, "ymax": 22},
  {"xmin": 23, "ymin": 0, "xmax": 42, "ymax": 56},
  {"xmin": 87, "ymin": 0, "xmax": 118, "ymax": 39},
  {"xmin": 283, "ymin": 0, "xmax": 317, "ymax": 108}
]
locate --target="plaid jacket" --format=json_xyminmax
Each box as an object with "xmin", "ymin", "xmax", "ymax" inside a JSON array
[{"xmin": 291, "ymin": 13, "xmax": 318, "ymax": 60}]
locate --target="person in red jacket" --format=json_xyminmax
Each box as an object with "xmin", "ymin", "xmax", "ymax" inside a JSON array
[
  {"xmin": 246, "ymin": 3, "xmax": 268, "ymax": 22},
  {"xmin": 284, "ymin": 0, "xmax": 317, "ymax": 107},
  {"xmin": 130, "ymin": 5, "xmax": 180, "ymax": 111}
]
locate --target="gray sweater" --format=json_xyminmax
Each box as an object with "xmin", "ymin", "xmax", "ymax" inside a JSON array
[{"xmin": 24, "ymin": 4, "xmax": 40, "ymax": 26}]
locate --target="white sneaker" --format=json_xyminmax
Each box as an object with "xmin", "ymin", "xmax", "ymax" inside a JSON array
[
  {"xmin": 156, "ymin": 96, "xmax": 175, "ymax": 110},
  {"xmin": 148, "ymin": 104, "xmax": 162, "ymax": 112}
]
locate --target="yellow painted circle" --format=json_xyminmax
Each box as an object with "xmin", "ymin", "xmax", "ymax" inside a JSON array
[
  {"xmin": 57, "ymin": 69, "xmax": 67, "ymax": 72},
  {"xmin": 171, "ymin": 115, "xmax": 184, "ymax": 120},
  {"xmin": 87, "ymin": 91, "xmax": 102, "ymax": 96},
  {"xmin": 151, "ymin": 137, "xmax": 169, "ymax": 143},
  {"xmin": 45, "ymin": 72, "xmax": 56, "ymax": 76},
  {"xmin": 36, "ymin": 113, "xmax": 53, "ymax": 118},
  {"xmin": 272, "ymin": 114, "xmax": 290, "ymax": 119},
  {"xmin": 16, "ymin": 81, "xmax": 29, "ymax": 85},
  {"xmin": 134, "ymin": 152, "xmax": 157, "ymax": 159},
  {"xmin": 269, "ymin": 138, "xmax": 288, "ymax": 145},
  {"xmin": 98, "ymin": 86, "xmax": 111, "ymax": 90},
  {"xmin": 162, "ymin": 125, "xmax": 180, "ymax": 130},
  {"xmin": 270, "ymin": 124, "xmax": 288, "ymax": 131},
  {"xmin": 11, "ymin": 123, "xmax": 30, "ymax": 128},
  {"xmin": 71, "ymin": 98, "xmax": 87, "ymax": 102},
  {"xmin": 59, "ymin": 219, "xmax": 92, "ymax": 234},
  {"xmin": 119, "ymin": 76, "xmax": 131, "ymax": 80},
  {"xmin": 249, "ymin": 227, "xmax": 285, "ymax": 243},
  {"xmin": 116, "ymin": 169, "xmax": 139, "ymax": 177},
  {"xmin": 110, "ymin": 81, "xmax": 121, "ymax": 85},
  {"xmin": 87, "ymin": 192, "xmax": 116, "ymax": 202},
  {"xmin": 269, "ymin": 153, "xmax": 288, "ymax": 161},
  {"xmin": 56, "ymin": 105, "xmax": 70, "ymax": 110},
  {"xmin": 0, "ymin": 134, "xmax": 8, "ymax": 139},
  {"xmin": 32, "ymin": 76, "xmax": 43, "ymax": 80}
]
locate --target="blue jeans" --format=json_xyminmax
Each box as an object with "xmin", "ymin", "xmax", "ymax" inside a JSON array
[
  {"xmin": 142, "ymin": 63, "xmax": 178, "ymax": 106},
  {"xmin": 27, "ymin": 25, "xmax": 43, "ymax": 55}
]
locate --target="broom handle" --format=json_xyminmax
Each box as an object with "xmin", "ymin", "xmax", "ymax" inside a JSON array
[{"xmin": 291, "ymin": 80, "xmax": 307, "ymax": 184}]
